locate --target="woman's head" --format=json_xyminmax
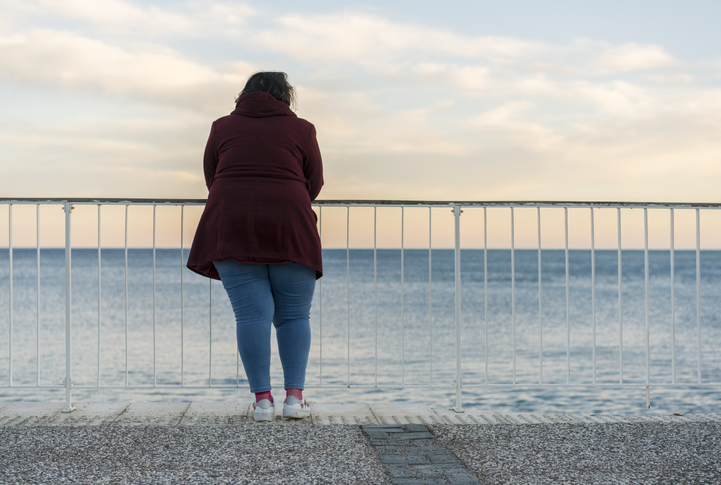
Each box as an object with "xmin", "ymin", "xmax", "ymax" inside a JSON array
[{"xmin": 238, "ymin": 71, "xmax": 295, "ymax": 108}]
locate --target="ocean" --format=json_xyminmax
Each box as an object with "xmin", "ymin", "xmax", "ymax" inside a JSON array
[{"xmin": 1, "ymin": 248, "xmax": 719, "ymax": 414}]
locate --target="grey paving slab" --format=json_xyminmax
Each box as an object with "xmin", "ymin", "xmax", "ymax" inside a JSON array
[
  {"xmin": 371, "ymin": 403, "xmax": 442, "ymax": 425},
  {"xmin": 364, "ymin": 424, "xmax": 479, "ymax": 484},
  {"xmin": 43, "ymin": 402, "xmax": 130, "ymax": 426},
  {"xmin": 384, "ymin": 464, "xmax": 415, "ymax": 476},
  {"xmin": 431, "ymin": 408, "xmax": 721, "ymax": 425},
  {"xmin": 398, "ymin": 431, "xmax": 434, "ymax": 439},
  {"xmin": 432, "ymin": 407, "xmax": 516, "ymax": 425},
  {"xmin": 110, "ymin": 401, "xmax": 190, "ymax": 426},
  {"xmin": 381, "ymin": 455, "xmax": 432, "ymax": 465},
  {"xmin": 391, "ymin": 478, "xmax": 447, "ymax": 485},
  {"xmin": 0, "ymin": 402, "xmax": 65, "ymax": 426},
  {"xmin": 178, "ymin": 401, "xmax": 248, "ymax": 426},
  {"xmin": 312, "ymin": 402, "xmax": 378, "ymax": 425}
]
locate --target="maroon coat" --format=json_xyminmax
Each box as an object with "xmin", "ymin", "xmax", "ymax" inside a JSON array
[{"xmin": 186, "ymin": 92, "xmax": 323, "ymax": 280}]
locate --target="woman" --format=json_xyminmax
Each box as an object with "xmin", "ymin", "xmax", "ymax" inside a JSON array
[{"xmin": 187, "ymin": 72, "xmax": 323, "ymax": 421}]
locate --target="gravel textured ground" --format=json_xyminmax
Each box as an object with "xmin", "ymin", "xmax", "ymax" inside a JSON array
[
  {"xmin": 3, "ymin": 419, "xmax": 720, "ymax": 484},
  {"xmin": 433, "ymin": 422, "xmax": 721, "ymax": 484},
  {"xmin": 0, "ymin": 425, "xmax": 392, "ymax": 484}
]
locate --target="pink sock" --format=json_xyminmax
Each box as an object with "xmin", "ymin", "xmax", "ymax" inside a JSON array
[
  {"xmin": 255, "ymin": 391, "xmax": 273, "ymax": 403},
  {"xmin": 286, "ymin": 388, "xmax": 303, "ymax": 400}
]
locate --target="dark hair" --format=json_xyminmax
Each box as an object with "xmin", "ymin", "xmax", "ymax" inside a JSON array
[{"xmin": 237, "ymin": 71, "xmax": 295, "ymax": 108}]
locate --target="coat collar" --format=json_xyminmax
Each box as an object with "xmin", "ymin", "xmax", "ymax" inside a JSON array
[{"xmin": 231, "ymin": 92, "xmax": 296, "ymax": 118}]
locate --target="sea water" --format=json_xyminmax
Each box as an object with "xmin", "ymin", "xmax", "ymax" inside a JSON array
[{"xmin": 0, "ymin": 248, "xmax": 719, "ymax": 414}]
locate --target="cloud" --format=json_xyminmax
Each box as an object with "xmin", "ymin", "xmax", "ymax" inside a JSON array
[
  {"xmin": 0, "ymin": 0, "xmax": 720, "ymax": 205},
  {"xmin": 594, "ymin": 42, "xmax": 676, "ymax": 72},
  {"xmin": 23, "ymin": 0, "xmax": 257, "ymax": 38},
  {"xmin": 36, "ymin": 0, "xmax": 196, "ymax": 34},
  {"xmin": 0, "ymin": 29, "xmax": 254, "ymax": 113},
  {"xmin": 255, "ymin": 11, "xmax": 548, "ymax": 67},
  {"xmin": 296, "ymin": 86, "xmax": 468, "ymax": 157}
]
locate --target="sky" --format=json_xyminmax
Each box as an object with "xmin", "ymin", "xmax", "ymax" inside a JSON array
[{"xmin": 1, "ymin": 0, "xmax": 721, "ymax": 247}]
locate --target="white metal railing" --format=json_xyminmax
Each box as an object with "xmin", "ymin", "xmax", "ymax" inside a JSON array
[{"xmin": 0, "ymin": 198, "xmax": 720, "ymax": 413}]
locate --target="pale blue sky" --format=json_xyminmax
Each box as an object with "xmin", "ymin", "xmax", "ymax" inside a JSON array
[{"xmin": 1, "ymin": 0, "xmax": 720, "ymax": 204}]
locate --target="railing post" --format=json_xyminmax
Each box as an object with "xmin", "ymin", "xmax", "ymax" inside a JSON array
[
  {"xmin": 63, "ymin": 202, "xmax": 75, "ymax": 413},
  {"xmin": 452, "ymin": 204, "xmax": 464, "ymax": 413}
]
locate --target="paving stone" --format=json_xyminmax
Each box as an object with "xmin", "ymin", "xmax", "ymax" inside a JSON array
[
  {"xmin": 364, "ymin": 413, "xmax": 480, "ymax": 484},
  {"xmin": 0, "ymin": 402, "xmax": 66, "ymax": 426},
  {"xmin": 178, "ymin": 402, "xmax": 248, "ymax": 426},
  {"xmin": 398, "ymin": 431, "xmax": 434, "ymax": 439},
  {"xmin": 37, "ymin": 402, "xmax": 129, "ymax": 427},
  {"xmin": 414, "ymin": 467, "xmax": 447, "ymax": 477},
  {"xmin": 446, "ymin": 472, "xmax": 479, "ymax": 484},
  {"xmin": 110, "ymin": 402, "xmax": 190, "ymax": 426},
  {"xmin": 373, "ymin": 448, "xmax": 404, "ymax": 455},
  {"xmin": 312, "ymin": 402, "xmax": 378, "ymax": 425},
  {"xmin": 380, "ymin": 454, "xmax": 432, "ymax": 465},
  {"xmin": 384, "ymin": 464, "xmax": 417, "ymax": 477},
  {"xmin": 391, "ymin": 478, "xmax": 447, "ymax": 485},
  {"xmin": 402, "ymin": 446, "xmax": 447, "ymax": 453},
  {"xmin": 415, "ymin": 464, "xmax": 465, "ymax": 472},
  {"xmin": 371, "ymin": 403, "xmax": 442, "ymax": 425},
  {"xmin": 403, "ymin": 448, "xmax": 449, "ymax": 456},
  {"xmin": 429, "ymin": 454, "xmax": 460, "ymax": 464}
]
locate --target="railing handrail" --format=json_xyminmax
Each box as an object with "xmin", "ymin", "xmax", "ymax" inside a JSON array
[{"xmin": 0, "ymin": 198, "xmax": 720, "ymax": 209}]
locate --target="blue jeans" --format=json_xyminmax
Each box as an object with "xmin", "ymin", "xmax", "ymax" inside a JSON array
[{"xmin": 213, "ymin": 261, "xmax": 316, "ymax": 393}]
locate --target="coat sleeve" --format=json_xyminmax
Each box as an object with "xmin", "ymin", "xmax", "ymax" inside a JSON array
[
  {"xmin": 203, "ymin": 123, "xmax": 218, "ymax": 190},
  {"xmin": 303, "ymin": 124, "xmax": 324, "ymax": 201}
]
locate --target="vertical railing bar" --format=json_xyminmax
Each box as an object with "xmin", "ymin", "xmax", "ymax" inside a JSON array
[
  {"xmin": 209, "ymin": 278, "xmax": 212, "ymax": 387},
  {"xmin": 374, "ymin": 206, "xmax": 378, "ymax": 387},
  {"xmin": 153, "ymin": 204, "xmax": 157, "ymax": 387},
  {"xmin": 346, "ymin": 205, "xmax": 350, "ymax": 388},
  {"xmin": 63, "ymin": 202, "xmax": 74, "ymax": 412},
  {"xmin": 618, "ymin": 208, "xmax": 623, "ymax": 384},
  {"xmin": 97, "ymin": 205, "xmax": 101, "ymax": 388},
  {"xmin": 453, "ymin": 204, "xmax": 463, "ymax": 412},
  {"xmin": 124, "ymin": 204, "xmax": 129, "ymax": 387},
  {"xmin": 483, "ymin": 207, "xmax": 488, "ymax": 387},
  {"xmin": 511, "ymin": 207, "xmax": 516, "ymax": 385},
  {"xmin": 565, "ymin": 207, "xmax": 570, "ymax": 385},
  {"xmin": 696, "ymin": 208, "xmax": 701, "ymax": 384},
  {"xmin": 428, "ymin": 207, "xmax": 432, "ymax": 386},
  {"xmin": 428, "ymin": 207, "xmax": 433, "ymax": 386},
  {"xmin": 401, "ymin": 206, "xmax": 405, "ymax": 388},
  {"xmin": 591, "ymin": 207, "xmax": 596, "ymax": 385},
  {"xmin": 8, "ymin": 204, "xmax": 12, "ymax": 387},
  {"xmin": 644, "ymin": 208, "xmax": 650, "ymax": 407},
  {"xmin": 180, "ymin": 205, "xmax": 184, "ymax": 387},
  {"xmin": 670, "ymin": 209, "xmax": 676, "ymax": 384},
  {"xmin": 538, "ymin": 207, "xmax": 543, "ymax": 385},
  {"xmin": 36, "ymin": 204, "xmax": 40, "ymax": 386},
  {"xmin": 318, "ymin": 206, "xmax": 323, "ymax": 386}
]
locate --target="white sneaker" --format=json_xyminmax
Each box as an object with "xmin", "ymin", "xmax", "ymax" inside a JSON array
[
  {"xmin": 252, "ymin": 399, "xmax": 275, "ymax": 422},
  {"xmin": 283, "ymin": 396, "xmax": 311, "ymax": 419}
]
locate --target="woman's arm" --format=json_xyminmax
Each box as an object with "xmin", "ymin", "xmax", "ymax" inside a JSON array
[
  {"xmin": 203, "ymin": 123, "xmax": 218, "ymax": 190},
  {"xmin": 304, "ymin": 124, "xmax": 324, "ymax": 201}
]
